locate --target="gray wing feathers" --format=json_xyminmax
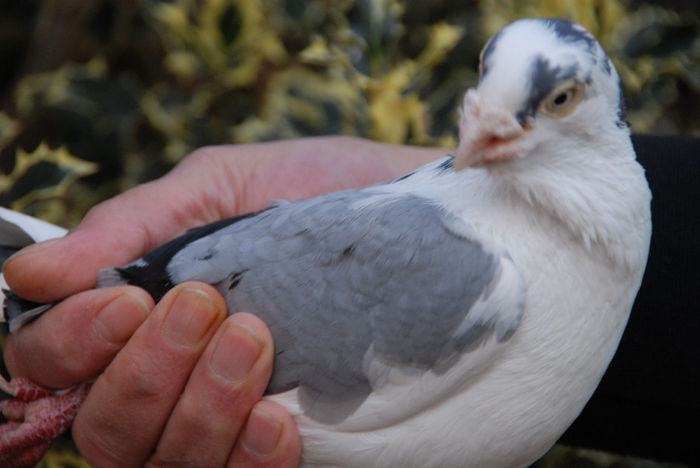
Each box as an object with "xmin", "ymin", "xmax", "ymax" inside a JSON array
[{"xmin": 167, "ymin": 191, "xmax": 523, "ymax": 423}]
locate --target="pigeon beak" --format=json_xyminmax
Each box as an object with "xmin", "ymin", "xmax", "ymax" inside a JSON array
[{"xmin": 454, "ymin": 89, "xmax": 526, "ymax": 171}]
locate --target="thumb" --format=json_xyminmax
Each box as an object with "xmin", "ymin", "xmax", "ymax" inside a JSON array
[{"xmin": 3, "ymin": 177, "xmax": 226, "ymax": 303}]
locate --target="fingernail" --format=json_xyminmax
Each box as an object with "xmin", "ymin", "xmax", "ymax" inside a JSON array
[
  {"xmin": 6, "ymin": 238, "xmax": 62, "ymax": 263},
  {"xmin": 241, "ymin": 406, "xmax": 282, "ymax": 457},
  {"xmin": 161, "ymin": 288, "xmax": 221, "ymax": 347},
  {"xmin": 94, "ymin": 291, "xmax": 150, "ymax": 344},
  {"xmin": 209, "ymin": 321, "xmax": 263, "ymax": 382}
]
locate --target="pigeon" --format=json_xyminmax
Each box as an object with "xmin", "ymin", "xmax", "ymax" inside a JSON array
[{"xmin": 1, "ymin": 18, "xmax": 651, "ymax": 468}]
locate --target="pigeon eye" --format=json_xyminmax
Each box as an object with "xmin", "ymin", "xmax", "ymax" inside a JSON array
[
  {"xmin": 541, "ymin": 80, "xmax": 585, "ymax": 117},
  {"xmin": 553, "ymin": 91, "xmax": 571, "ymax": 106}
]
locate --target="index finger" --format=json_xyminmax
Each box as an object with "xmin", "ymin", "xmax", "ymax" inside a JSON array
[
  {"xmin": 3, "ymin": 286, "xmax": 154, "ymax": 388},
  {"xmin": 2, "ymin": 168, "xmax": 239, "ymax": 303}
]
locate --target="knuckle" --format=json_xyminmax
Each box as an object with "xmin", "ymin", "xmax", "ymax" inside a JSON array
[
  {"xmin": 183, "ymin": 377, "xmax": 246, "ymax": 420},
  {"xmin": 180, "ymin": 145, "xmax": 223, "ymax": 169},
  {"xmin": 145, "ymin": 453, "xmax": 193, "ymax": 468},
  {"xmin": 173, "ymin": 392, "xmax": 208, "ymax": 428},
  {"xmin": 52, "ymin": 334, "xmax": 99, "ymax": 380},
  {"xmin": 73, "ymin": 418, "xmax": 131, "ymax": 468},
  {"xmin": 105, "ymin": 355, "xmax": 166, "ymax": 404},
  {"xmin": 81, "ymin": 196, "xmax": 119, "ymax": 225},
  {"xmin": 172, "ymin": 146, "xmax": 243, "ymax": 222},
  {"xmin": 9, "ymin": 328, "xmax": 95, "ymax": 386},
  {"xmin": 206, "ymin": 382, "xmax": 247, "ymax": 413}
]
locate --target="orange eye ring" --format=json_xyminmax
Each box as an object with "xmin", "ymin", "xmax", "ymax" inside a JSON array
[{"xmin": 540, "ymin": 80, "xmax": 585, "ymax": 117}]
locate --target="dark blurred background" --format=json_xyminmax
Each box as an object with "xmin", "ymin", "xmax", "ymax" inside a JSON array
[
  {"xmin": 0, "ymin": 1, "xmax": 698, "ymax": 467},
  {"xmin": 1, "ymin": 0, "xmax": 698, "ymax": 225}
]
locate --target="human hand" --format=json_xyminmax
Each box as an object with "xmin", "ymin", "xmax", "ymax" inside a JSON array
[{"xmin": 3, "ymin": 136, "xmax": 443, "ymax": 466}]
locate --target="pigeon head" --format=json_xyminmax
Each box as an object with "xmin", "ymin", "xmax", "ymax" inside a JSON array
[{"xmin": 455, "ymin": 18, "xmax": 627, "ymax": 171}]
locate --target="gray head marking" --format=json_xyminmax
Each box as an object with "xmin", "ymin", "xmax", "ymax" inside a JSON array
[
  {"xmin": 616, "ymin": 81, "xmax": 629, "ymax": 128},
  {"xmin": 479, "ymin": 30, "xmax": 503, "ymax": 78},
  {"xmin": 516, "ymin": 55, "xmax": 580, "ymax": 124},
  {"xmin": 480, "ymin": 18, "xmax": 599, "ymax": 80},
  {"xmin": 478, "ymin": 18, "xmax": 624, "ymax": 128},
  {"xmin": 543, "ymin": 18, "xmax": 596, "ymax": 53},
  {"xmin": 543, "ymin": 18, "xmax": 613, "ymax": 77}
]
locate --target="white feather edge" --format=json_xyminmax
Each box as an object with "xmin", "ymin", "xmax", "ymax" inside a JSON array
[
  {"xmin": 1, "ymin": 207, "xmax": 68, "ymax": 323},
  {"xmin": 0, "ymin": 207, "xmax": 68, "ymax": 244}
]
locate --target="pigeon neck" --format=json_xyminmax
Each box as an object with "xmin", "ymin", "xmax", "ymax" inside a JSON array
[{"xmin": 495, "ymin": 144, "xmax": 651, "ymax": 273}]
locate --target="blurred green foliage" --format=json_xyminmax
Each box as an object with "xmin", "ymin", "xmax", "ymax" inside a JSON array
[
  {"xmin": 1, "ymin": 0, "xmax": 698, "ymax": 227},
  {"xmin": 0, "ymin": 1, "xmax": 698, "ymax": 466}
]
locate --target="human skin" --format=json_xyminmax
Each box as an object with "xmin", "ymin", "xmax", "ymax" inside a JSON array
[{"xmin": 2, "ymin": 136, "xmax": 445, "ymax": 467}]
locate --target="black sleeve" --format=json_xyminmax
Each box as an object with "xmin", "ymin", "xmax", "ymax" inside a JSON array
[{"xmin": 561, "ymin": 134, "xmax": 700, "ymax": 466}]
